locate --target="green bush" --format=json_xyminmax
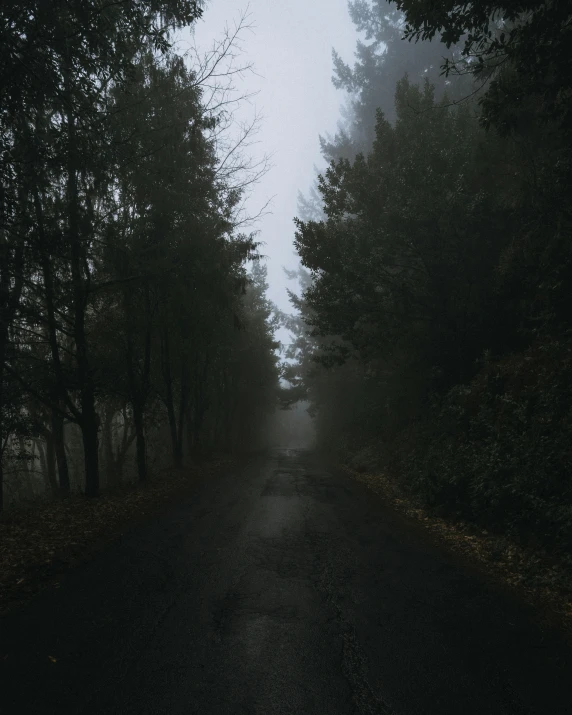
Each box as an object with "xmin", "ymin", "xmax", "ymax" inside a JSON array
[{"xmin": 384, "ymin": 339, "xmax": 572, "ymax": 556}]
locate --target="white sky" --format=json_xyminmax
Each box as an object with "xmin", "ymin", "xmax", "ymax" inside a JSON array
[{"xmin": 185, "ymin": 1, "xmax": 358, "ymax": 325}]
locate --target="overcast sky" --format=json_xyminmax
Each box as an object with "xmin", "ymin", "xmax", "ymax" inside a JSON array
[{"xmin": 184, "ymin": 1, "xmax": 358, "ymax": 326}]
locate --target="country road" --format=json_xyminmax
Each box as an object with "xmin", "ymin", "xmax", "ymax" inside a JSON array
[{"xmin": 2, "ymin": 449, "xmax": 572, "ymax": 714}]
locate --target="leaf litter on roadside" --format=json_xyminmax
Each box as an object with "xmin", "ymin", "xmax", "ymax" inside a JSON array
[
  {"xmin": 0, "ymin": 458, "xmax": 232, "ymax": 613},
  {"xmin": 344, "ymin": 465, "xmax": 572, "ymax": 635}
]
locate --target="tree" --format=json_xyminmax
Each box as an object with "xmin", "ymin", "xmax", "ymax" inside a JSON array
[
  {"xmin": 0, "ymin": 2, "xmax": 279, "ymax": 509},
  {"xmin": 325, "ymin": 0, "xmax": 472, "ymax": 157},
  {"xmin": 391, "ymin": 0, "xmax": 572, "ymax": 126}
]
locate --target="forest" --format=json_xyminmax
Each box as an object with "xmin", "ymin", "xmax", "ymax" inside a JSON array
[
  {"xmin": 3, "ymin": 3, "xmax": 572, "ymax": 712},
  {"xmin": 0, "ymin": 1, "xmax": 279, "ymax": 511},
  {"xmin": 1, "ymin": 0, "xmax": 571, "ymax": 574},
  {"xmin": 288, "ymin": 0, "xmax": 572, "ymax": 559}
]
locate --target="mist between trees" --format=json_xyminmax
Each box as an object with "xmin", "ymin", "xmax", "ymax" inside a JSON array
[
  {"xmin": 0, "ymin": 2, "xmax": 282, "ymax": 510},
  {"xmin": 2, "ymin": 0, "xmax": 571, "ymax": 568},
  {"xmin": 286, "ymin": 1, "xmax": 572, "ymax": 558}
]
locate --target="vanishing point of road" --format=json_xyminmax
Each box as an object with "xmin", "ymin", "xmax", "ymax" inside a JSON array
[{"xmin": 2, "ymin": 450, "xmax": 572, "ymax": 714}]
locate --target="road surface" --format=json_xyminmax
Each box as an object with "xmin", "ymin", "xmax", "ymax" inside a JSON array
[{"xmin": 2, "ymin": 449, "xmax": 572, "ymax": 714}]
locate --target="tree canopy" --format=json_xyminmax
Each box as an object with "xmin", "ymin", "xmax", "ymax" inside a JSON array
[
  {"xmin": 0, "ymin": 1, "xmax": 279, "ymax": 509},
  {"xmin": 288, "ymin": 0, "xmax": 572, "ymax": 554}
]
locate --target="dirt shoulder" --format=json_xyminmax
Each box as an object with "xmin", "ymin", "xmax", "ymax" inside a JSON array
[
  {"xmin": 343, "ymin": 465, "xmax": 572, "ymax": 636},
  {"xmin": 0, "ymin": 457, "xmax": 232, "ymax": 614}
]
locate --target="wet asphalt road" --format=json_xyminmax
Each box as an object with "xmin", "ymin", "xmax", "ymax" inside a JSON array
[{"xmin": 2, "ymin": 449, "xmax": 572, "ymax": 714}]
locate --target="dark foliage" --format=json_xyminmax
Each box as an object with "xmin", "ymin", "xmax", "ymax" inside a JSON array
[
  {"xmin": 289, "ymin": 0, "xmax": 572, "ymax": 555},
  {"xmin": 0, "ymin": 1, "xmax": 279, "ymax": 509}
]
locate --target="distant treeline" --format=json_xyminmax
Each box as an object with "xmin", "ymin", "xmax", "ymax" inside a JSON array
[
  {"xmin": 0, "ymin": 2, "xmax": 279, "ymax": 509},
  {"xmin": 287, "ymin": 1, "xmax": 572, "ymax": 555}
]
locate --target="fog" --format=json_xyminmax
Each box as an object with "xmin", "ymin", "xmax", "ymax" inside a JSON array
[
  {"xmin": 2, "ymin": 0, "xmax": 569, "ymax": 595},
  {"xmin": 190, "ymin": 1, "xmax": 358, "ymax": 324},
  {"xmin": 3, "ymin": 4, "xmax": 571, "ymax": 709},
  {"xmin": 181, "ymin": 2, "xmax": 361, "ymax": 450},
  {"xmin": 266, "ymin": 401, "xmax": 316, "ymax": 450}
]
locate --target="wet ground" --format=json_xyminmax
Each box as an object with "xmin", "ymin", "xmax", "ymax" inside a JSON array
[{"xmin": 2, "ymin": 449, "xmax": 572, "ymax": 714}]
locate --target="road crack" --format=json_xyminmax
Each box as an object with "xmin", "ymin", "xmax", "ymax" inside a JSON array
[{"xmin": 320, "ymin": 559, "xmax": 397, "ymax": 715}]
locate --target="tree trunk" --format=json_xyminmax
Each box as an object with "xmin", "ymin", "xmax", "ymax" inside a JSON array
[
  {"xmin": 101, "ymin": 406, "xmax": 116, "ymax": 486},
  {"xmin": 115, "ymin": 406, "xmax": 129, "ymax": 481},
  {"xmin": 33, "ymin": 185, "xmax": 77, "ymax": 498},
  {"xmin": 82, "ymin": 408, "xmax": 100, "ymax": 498},
  {"xmin": 172, "ymin": 425, "xmax": 183, "ymax": 468},
  {"xmin": 66, "ymin": 79, "xmax": 99, "ymax": 498},
  {"xmin": 213, "ymin": 387, "xmax": 224, "ymax": 449},
  {"xmin": 161, "ymin": 329, "xmax": 182, "ymax": 468},
  {"xmin": 124, "ymin": 281, "xmax": 151, "ymax": 483},
  {"xmin": 52, "ymin": 408, "xmax": 70, "ymax": 495},
  {"xmin": 37, "ymin": 437, "xmax": 59, "ymax": 496},
  {"xmin": 45, "ymin": 435, "xmax": 57, "ymax": 494},
  {"xmin": 176, "ymin": 356, "xmax": 189, "ymax": 466},
  {"xmin": 0, "ymin": 363, "xmax": 5, "ymax": 513},
  {"xmin": 188, "ymin": 356, "xmax": 209, "ymax": 454},
  {"xmin": 133, "ymin": 400, "xmax": 147, "ymax": 483},
  {"xmin": 222, "ymin": 369, "xmax": 235, "ymax": 452},
  {"xmin": 0, "ymin": 222, "xmax": 25, "ymax": 513}
]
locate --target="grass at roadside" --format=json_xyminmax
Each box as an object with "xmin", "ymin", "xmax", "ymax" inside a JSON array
[
  {"xmin": 0, "ymin": 457, "xmax": 232, "ymax": 614},
  {"xmin": 343, "ymin": 465, "xmax": 572, "ymax": 635}
]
